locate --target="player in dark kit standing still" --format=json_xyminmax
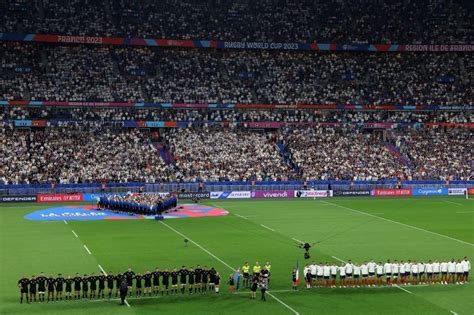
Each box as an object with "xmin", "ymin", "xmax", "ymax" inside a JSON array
[
  {"xmin": 55, "ymin": 273, "xmax": 65, "ymax": 301},
  {"xmin": 144, "ymin": 271, "xmax": 152, "ymax": 296},
  {"xmin": 119, "ymin": 279, "xmax": 128, "ymax": 306},
  {"xmin": 179, "ymin": 266, "xmax": 188, "ymax": 294},
  {"xmin": 73, "ymin": 273, "xmax": 82, "ymax": 300},
  {"xmin": 115, "ymin": 273, "xmax": 123, "ymax": 297},
  {"xmin": 47, "ymin": 275, "xmax": 55, "ymax": 302},
  {"xmin": 124, "ymin": 268, "xmax": 135, "ymax": 297},
  {"xmin": 135, "ymin": 273, "xmax": 143, "ymax": 296},
  {"xmin": 98, "ymin": 272, "xmax": 106, "ymax": 298},
  {"xmin": 152, "ymin": 268, "xmax": 160, "ymax": 295},
  {"xmin": 29, "ymin": 275, "xmax": 37, "ymax": 302},
  {"xmin": 89, "ymin": 273, "xmax": 97, "ymax": 299},
  {"xmin": 65, "ymin": 275, "xmax": 73, "ymax": 300},
  {"xmin": 201, "ymin": 266, "xmax": 209, "ymax": 293},
  {"xmin": 208, "ymin": 267, "xmax": 216, "ymax": 292},
  {"xmin": 17, "ymin": 275, "xmax": 29, "ymax": 303},
  {"xmin": 106, "ymin": 272, "xmax": 115, "ymax": 299},
  {"xmin": 194, "ymin": 265, "xmax": 202, "ymax": 293},
  {"xmin": 170, "ymin": 268, "xmax": 179, "ymax": 294},
  {"xmin": 37, "ymin": 273, "xmax": 47, "ymax": 302},
  {"xmin": 82, "ymin": 274, "xmax": 89, "ymax": 299},
  {"xmin": 161, "ymin": 268, "xmax": 170, "ymax": 295}
]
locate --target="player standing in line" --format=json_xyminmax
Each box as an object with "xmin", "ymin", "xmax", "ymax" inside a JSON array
[
  {"xmin": 432, "ymin": 260, "xmax": 440, "ymax": 284},
  {"xmin": 135, "ymin": 273, "xmax": 143, "ymax": 296},
  {"xmin": 384, "ymin": 260, "xmax": 392, "ymax": 286},
  {"xmin": 82, "ymin": 274, "xmax": 89, "ymax": 299},
  {"xmin": 171, "ymin": 268, "xmax": 179, "ymax": 294},
  {"xmin": 29, "ymin": 275, "xmax": 37, "ymax": 302},
  {"xmin": 115, "ymin": 273, "xmax": 123, "ymax": 297},
  {"xmin": 323, "ymin": 263, "xmax": 331, "ymax": 287},
  {"xmin": 360, "ymin": 262, "xmax": 369, "ymax": 287},
  {"xmin": 201, "ymin": 266, "xmax": 209, "ymax": 293},
  {"xmin": 399, "ymin": 260, "xmax": 406, "ymax": 285},
  {"xmin": 339, "ymin": 263, "xmax": 346, "ymax": 288},
  {"xmin": 55, "ymin": 273, "xmax": 64, "ymax": 301},
  {"xmin": 367, "ymin": 260, "xmax": 376, "ymax": 287},
  {"xmin": 73, "ymin": 273, "xmax": 81, "ymax": 300},
  {"xmin": 303, "ymin": 264, "xmax": 310, "ymax": 288},
  {"xmin": 242, "ymin": 262, "xmax": 250, "ymax": 288},
  {"xmin": 345, "ymin": 260, "xmax": 353, "ymax": 287},
  {"xmin": 418, "ymin": 261, "xmax": 425, "ymax": 284},
  {"xmin": 228, "ymin": 273, "xmax": 235, "ymax": 293},
  {"xmin": 330, "ymin": 263, "xmax": 338, "ymax": 288},
  {"xmin": 455, "ymin": 259, "xmax": 464, "ymax": 284},
  {"xmin": 161, "ymin": 268, "xmax": 170, "ymax": 295},
  {"xmin": 316, "ymin": 262, "xmax": 324, "ymax": 287},
  {"xmin": 47, "ymin": 275, "xmax": 55, "ymax": 302},
  {"xmin": 188, "ymin": 267, "xmax": 195, "ymax": 294},
  {"xmin": 405, "ymin": 260, "xmax": 412, "ymax": 285},
  {"xmin": 376, "ymin": 262, "xmax": 384, "ymax": 286},
  {"xmin": 264, "ymin": 262, "xmax": 272, "ymax": 283},
  {"xmin": 179, "ymin": 266, "xmax": 188, "ymax": 294},
  {"xmin": 462, "ymin": 256, "xmax": 470, "ymax": 283},
  {"xmin": 392, "ymin": 260, "xmax": 399, "ymax": 285},
  {"xmin": 89, "ymin": 273, "xmax": 97, "ymax": 299},
  {"xmin": 353, "ymin": 263, "xmax": 360, "ymax": 288},
  {"xmin": 440, "ymin": 260, "xmax": 448, "ymax": 284},
  {"xmin": 194, "ymin": 265, "xmax": 202, "ymax": 293},
  {"xmin": 65, "ymin": 275, "xmax": 73, "ymax": 301},
  {"xmin": 209, "ymin": 267, "xmax": 216, "ymax": 292},
  {"xmin": 124, "ymin": 268, "xmax": 135, "ymax": 297},
  {"xmin": 37, "ymin": 272, "xmax": 47, "ymax": 302},
  {"xmin": 18, "ymin": 275, "xmax": 30, "ymax": 304},
  {"xmin": 250, "ymin": 274, "xmax": 257, "ymax": 298},
  {"xmin": 152, "ymin": 268, "xmax": 160, "ymax": 295},
  {"xmin": 106, "ymin": 271, "xmax": 114, "ymax": 299},
  {"xmin": 98, "ymin": 272, "xmax": 106, "ymax": 298},
  {"xmin": 144, "ymin": 271, "xmax": 153, "ymax": 296},
  {"xmin": 309, "ymin": 262, "xmax": 316, "ymax": 287},
  {"xmin": 447, "ymin": 259, "xmax": 456, "ymax": 284},
  {"xmin": 411, "ymin": 261, "xmax": 418, "ymax": 285},
  {"xmin": 214, "ymin": 271, "xmax": 221, "ymax": 293},
  {"xmin": 425, "ymin": 260, "xmax": 433, "ymax": 285}
]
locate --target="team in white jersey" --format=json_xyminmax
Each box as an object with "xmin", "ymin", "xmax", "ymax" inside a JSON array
[{"xmin": 300, "ymin": 257, "xmax": 470, "ymax": 288}]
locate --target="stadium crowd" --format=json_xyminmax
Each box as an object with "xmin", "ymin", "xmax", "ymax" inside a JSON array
[
  {"xmin": 4, "ymin": 107, "xmax": 474, "ymax": 124},
  {"xmin": 1, "ymin": 43, "xmax": 472, "ymax": 106},
  {"xmin": 2, "ymin": 0, "xmax": 472, "ymax": 43}
]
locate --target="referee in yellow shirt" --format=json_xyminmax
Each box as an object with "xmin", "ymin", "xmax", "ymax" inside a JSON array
[
  {"xmin": 242, "ymin": 262, "xmax": 250, "ymax": 288},
  {"xmin": 253, "ymin": 262, "xmax": 261, "ymax": 277}
]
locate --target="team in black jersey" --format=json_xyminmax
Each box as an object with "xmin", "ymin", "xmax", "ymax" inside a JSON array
[{"xmin": 18, "ymin": 265, "xmax": 220, "ymax": 303}]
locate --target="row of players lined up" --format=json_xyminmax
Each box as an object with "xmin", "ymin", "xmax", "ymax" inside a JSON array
[
  {"xmin": 17, "ymin": 265, "xmax": 221, "ymax": 304},
  {"xmin": 300, "ymin": 257, "xmax": 471, "ymax": 289}
]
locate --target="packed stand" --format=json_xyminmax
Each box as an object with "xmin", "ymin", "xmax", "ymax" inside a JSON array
[
  {"xmin": 165, "ymin": 128, "xmax": 292, "ymax": 182},
  {"xmin": 1, "ymin": 0, "xmax": 472, "ymax": 43},
  {"xmin": 0, "ymin": 125, "xmax": 174, "ymax": 184},
  {"xmin": 1, "ymin": 43, "xmax": 472, "ymax": 106}
]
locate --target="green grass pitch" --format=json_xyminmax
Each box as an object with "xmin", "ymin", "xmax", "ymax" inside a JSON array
[{"xmin": 1, "ymin": 197, "xmax": 473, "ymax": 315}]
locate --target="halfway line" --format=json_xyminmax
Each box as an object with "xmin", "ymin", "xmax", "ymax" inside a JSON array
[
  {"xmin": 98, "ymin": 265, "xmax": 107, "ymax": 276},
  {"xmin": 159, "ymin": 221, "xmax": 299, "ymax": 315},
  {"xmin": 321, "ymin": 201, "xmax": 473, "ymax": 247},
  {"xmin": 63, "ymin": 220, "xmax": 68, "ymax": 225},
  {"xmin": 71, "ymin": 230, "xmax": 78, "ymax": 238},
  {"xmin": 394, "ymin": 284, "xmax": 412, "ymax": 294},
  {"xmin": 292, "ymin": 238, "xmax": 304, "ymax": 244},
  {"xmin": 234, "ymin": 213, "xmax": 248, "ymax": 220},
  {"xmin": 443, "ymin": 200, "xmax": 462, "ymax": 206}
]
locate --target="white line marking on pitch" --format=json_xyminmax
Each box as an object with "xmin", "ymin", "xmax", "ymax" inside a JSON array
[
  {"xmin": 234, "ymin": 213, "xmax": 248, "ymax": 220},
  {"xmin": 83, "ymin": 245, "xmax": 92, "ymax": 255},
  {"xmin": 450, "ymin": 311, "xmax": 458, "ymax": 315},
  {"xmin": 393, "ymin": 284, "xmax": 412, "ymax": 294},
  {"xmin": 63, "ymin": 220, "xmax": 68, "ymax": 225},
  {"xmin": 292, "ymin": 238, "xmax": 304, "ymax": 244},
  {"xmin": 71, "ymin": 230, "xmax": 79, "ymax": 238},
  {"xmin": 331, "ymin": 256, "xmax": 346, "ymax": 263},
  {"xmin": 98, "ymin": 265, "xmax": 107, "ymax": 275},
  {"xmin": 321, "ymin": 201, "xmax": 474, "ymax": 247},
  {"xmin": 443, "ymin": 200, "xmax": 463, "ymax": 206},
  {"xmin": 261, "ymin": 224, "xmax": 275, "ymax": 232},
  {"xmin": 124, "ymin": 299, "xmax": 130, "ymax": 307},
  {"xmin": 159, "ymin": 221, "xmax": 299, "ymax": 315}
]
